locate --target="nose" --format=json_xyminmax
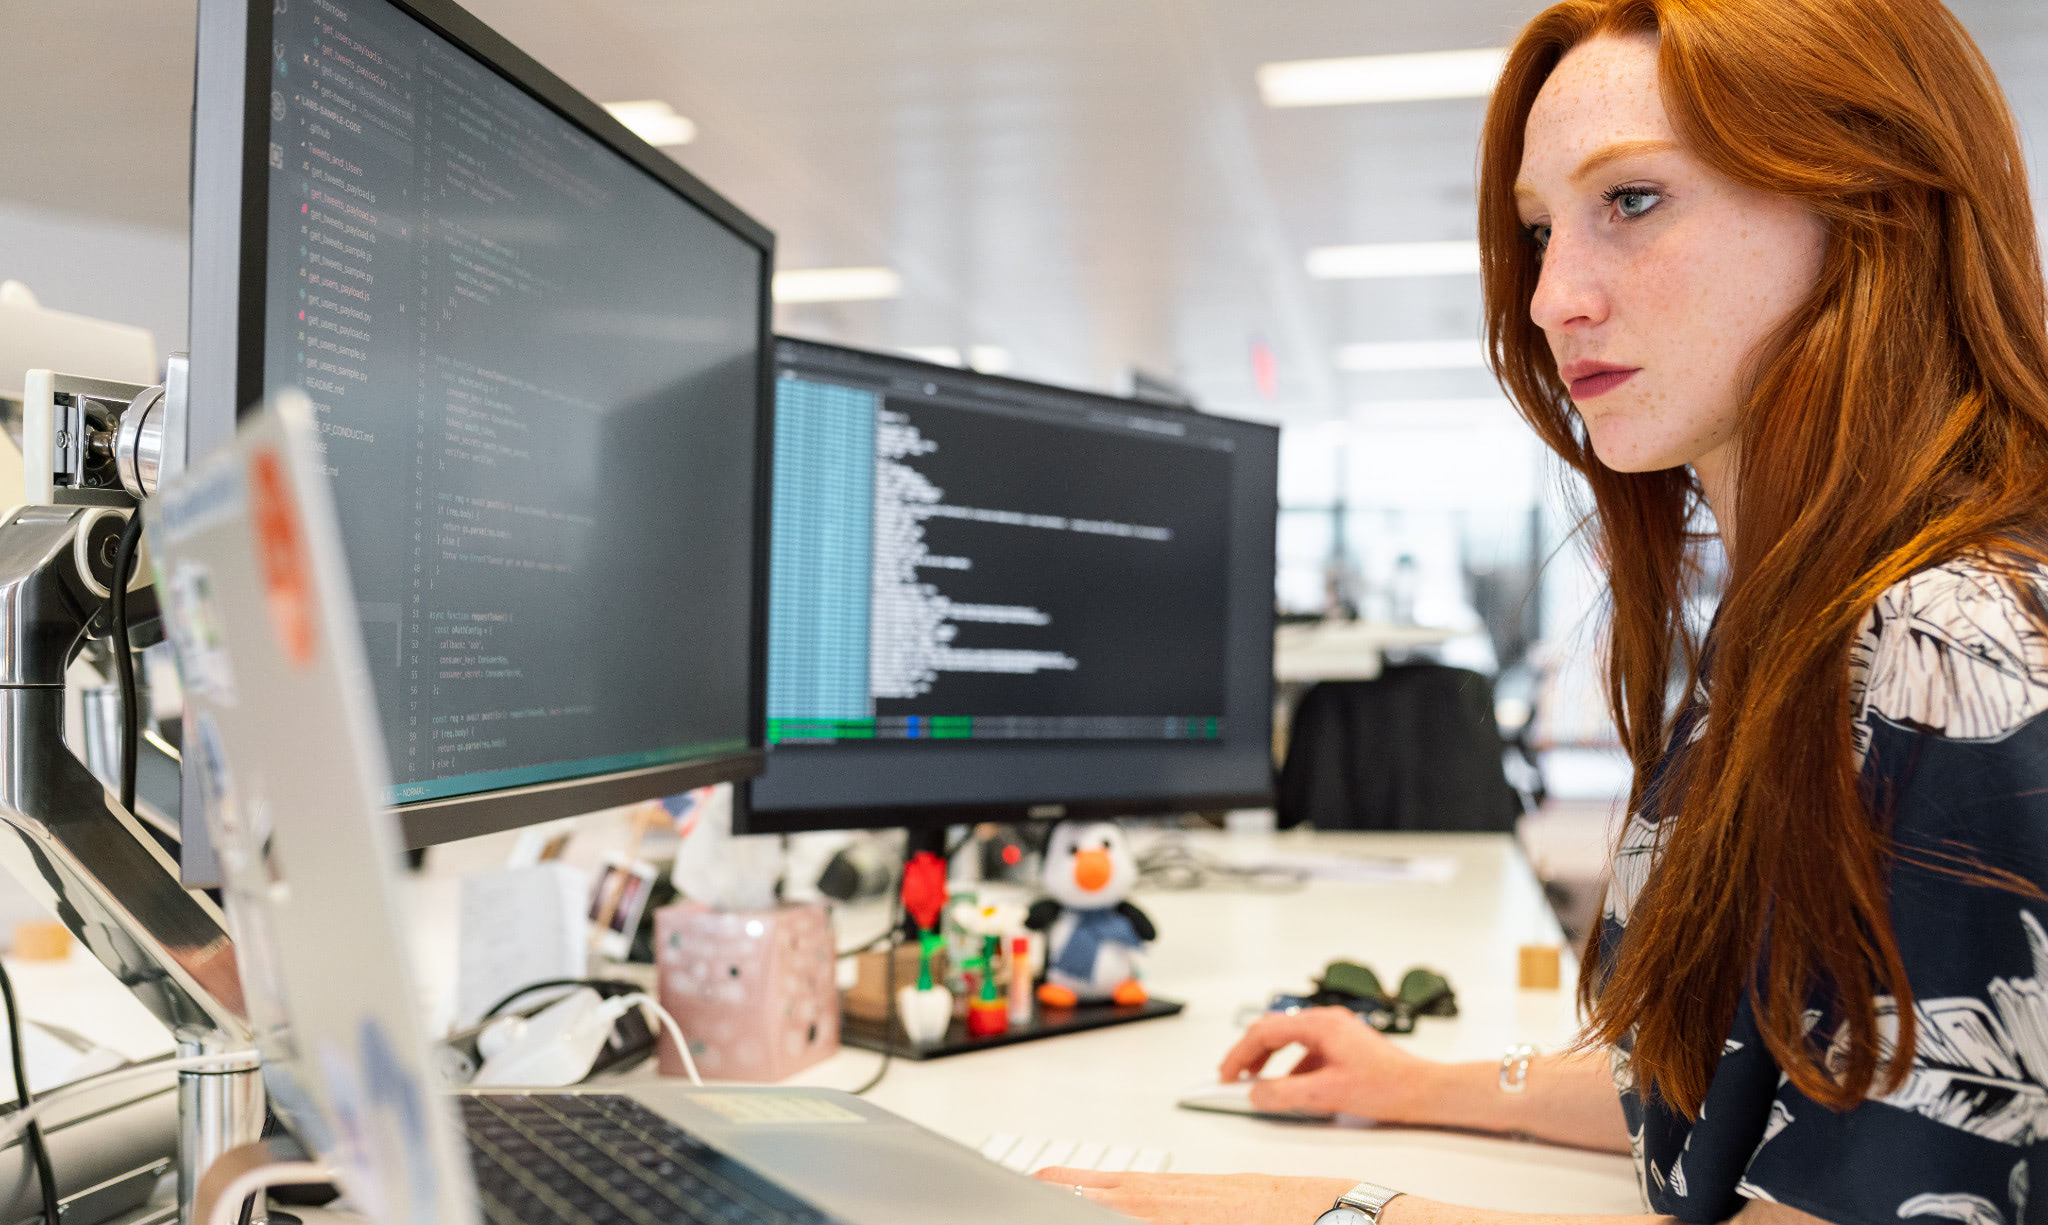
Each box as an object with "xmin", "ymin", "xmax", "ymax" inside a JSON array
[
  {"xmin": 1527, "ymin": 231, "xmax": 1607, "ymax": 336},
  {"xmin": 1073, "ymin": 849, "xmax": 1112, "ymax": 891}
]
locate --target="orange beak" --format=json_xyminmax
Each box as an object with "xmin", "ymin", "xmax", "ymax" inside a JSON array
[{"xmin": 1073, "ymin": 849, "xmax": 1112, "ymax": 892}]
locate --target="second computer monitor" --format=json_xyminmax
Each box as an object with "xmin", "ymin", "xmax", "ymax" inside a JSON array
[{"xmin": 744, "ymin": 338, "xmax": 1277, "ymax": 833}]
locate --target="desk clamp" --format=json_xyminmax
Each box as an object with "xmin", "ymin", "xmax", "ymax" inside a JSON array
[{"xmin": 0, "ymin": 360, "xmax": 267, "ymax": 1224}]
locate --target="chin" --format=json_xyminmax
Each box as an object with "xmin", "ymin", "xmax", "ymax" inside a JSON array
[
  {"xmin": 1589, "ymin": 447, "xmax": 1680, "ymax": 474},
  {"xmin": 1584, "ymin": 424, "xmax": 1695, "ymax": 475}
]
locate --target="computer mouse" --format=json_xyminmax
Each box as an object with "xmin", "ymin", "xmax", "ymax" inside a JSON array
[{"xmin": 1174, "ymin": 1079, "xmax": 1338, "ymax": 1122}]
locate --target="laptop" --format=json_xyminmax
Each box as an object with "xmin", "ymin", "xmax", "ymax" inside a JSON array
[{"xmin": 146, "ymin": 390, "xmax": 1119, "ymax": 1224}]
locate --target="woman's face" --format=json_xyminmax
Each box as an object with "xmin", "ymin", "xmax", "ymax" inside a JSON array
[{"xmin": 1514, "ymin": 32, "xmax": 1827, "ymax": 479}]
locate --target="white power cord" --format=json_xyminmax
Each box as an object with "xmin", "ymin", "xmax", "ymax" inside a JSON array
[
  {"xmin": 0, "ymin": 1050, "xmax": 261, "ymax": 1151},
  {"xmin": 615, "ymin": 993, "xmax": 701, "ymax": 1087},
  {"xmin": 198, "ymin": 1151, "xmax": 330, "ymax": 1225}
]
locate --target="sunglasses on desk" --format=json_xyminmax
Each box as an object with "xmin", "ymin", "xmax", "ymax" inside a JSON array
[{"xmin": 1257, "ymin": 962, "xmax": 1458, "ymax": 1034}]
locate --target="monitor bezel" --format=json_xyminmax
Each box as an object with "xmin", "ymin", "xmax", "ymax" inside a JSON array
[
  {"xmin": 737, "ymin": 336, "xmax": 1278, "ymax": 835},
  {"xmin": 189, "ymin": 0, "xmax": 775, "ymax": 866}
]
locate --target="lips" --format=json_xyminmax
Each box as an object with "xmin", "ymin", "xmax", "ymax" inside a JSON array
[
  {"xmin": 1560, "ymin": 360, "xmax": 1640, "ymax": 400},
  {"xmin": 1571, "ymin": 369, "xmax": 1636, "ymax": 398}
]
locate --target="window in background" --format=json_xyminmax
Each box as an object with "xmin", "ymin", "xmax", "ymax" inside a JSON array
[
  {"xmin": 1274, "ymin": 414, "xmax": 1548, "ymax": 677},
  {"xmin": 1275, "ymin": 509, "xmax": 1336, "ymax": 615}
]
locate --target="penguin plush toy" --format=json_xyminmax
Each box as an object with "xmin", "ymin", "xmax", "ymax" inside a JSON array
[{"xmin": 1026, "ymin": 820, "xmax": 1156, "ymax": 1008}]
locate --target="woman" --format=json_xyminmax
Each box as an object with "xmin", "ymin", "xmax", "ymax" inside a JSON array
[{"xmin": 1038, "ymin": 0, "xmax": 2048, "ymax": 1221}]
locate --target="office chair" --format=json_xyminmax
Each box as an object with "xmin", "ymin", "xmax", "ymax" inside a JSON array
[{"xmin": 1276, "ymin": 663, "xmax": 1523, "ymax": 833}]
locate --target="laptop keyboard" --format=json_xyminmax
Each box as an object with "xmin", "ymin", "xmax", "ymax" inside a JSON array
[{"xmin": 461, "ymin": 1093, "xmax": 839, "ymax": 1225}]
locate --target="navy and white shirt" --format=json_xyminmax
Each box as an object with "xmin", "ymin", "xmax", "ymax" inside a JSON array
[{"xmin": 1604, "ymin": 558, "xmax": 2048, "ymax": 1225}]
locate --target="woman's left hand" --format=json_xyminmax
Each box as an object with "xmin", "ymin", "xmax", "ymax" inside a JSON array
[{"xmin": 1033, "ymin": 1167, "xmax": 1355, "ymax": 1224}]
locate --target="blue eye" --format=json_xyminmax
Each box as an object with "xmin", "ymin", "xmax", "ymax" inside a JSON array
[
  {"xmin": 1527, "ymin": 223, "xmax": 1552, "ymax": 252},
  {"xmin": 1603, "ymin": 185, "xmax": 1662, "ymax": 219}
]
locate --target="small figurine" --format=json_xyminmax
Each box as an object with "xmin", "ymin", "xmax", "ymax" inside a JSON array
[
  {"xmin": 896, "ymin": 851, "xmax": 952, "ymax": 1043},
  {"xmin": 951, "ymin": 900, "xmax": 1027, "ymax": 1037},
  {"xmin": 1007, "ymin": 934, "xmax": 1034, "ymax": 1026},
  {"xmin": 1026, "ymin": 820, "xmax": 1156, "ymax": 1008}
]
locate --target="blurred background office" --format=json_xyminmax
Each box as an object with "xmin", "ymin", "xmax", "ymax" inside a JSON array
[{"xmin": 4, "ymin": 0, "xmax": 2045, "ymax": 938}]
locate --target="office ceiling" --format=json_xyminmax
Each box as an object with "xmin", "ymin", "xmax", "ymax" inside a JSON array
[{"xmin": 4, "ymin": 0, "xmax": 2046, "ymax": 424}]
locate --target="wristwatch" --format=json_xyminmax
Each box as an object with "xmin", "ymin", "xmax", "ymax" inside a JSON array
[{"xmin": 1313, "ymin": 1181, "xmax": 1404, "ymax": 1224}]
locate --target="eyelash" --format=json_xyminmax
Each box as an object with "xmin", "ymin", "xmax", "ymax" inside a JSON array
[
  {"xmin": 1525, "ymin": 183, "xmax": 1662, "ymax": 251},
  {"xmin": 1600, "ymin": 182, "xmax": 1660, "ymax": 208}
]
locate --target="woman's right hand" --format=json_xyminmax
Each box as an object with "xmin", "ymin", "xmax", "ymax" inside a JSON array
[{"xmin": 1216, "ymin": 1006, "xmax": 1440, "ymax": 1122}]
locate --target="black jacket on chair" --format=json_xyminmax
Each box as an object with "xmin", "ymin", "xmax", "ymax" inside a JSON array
[{"xmin": 1277, "ymin": 663, "xmax": 1522, "ymax": 832}]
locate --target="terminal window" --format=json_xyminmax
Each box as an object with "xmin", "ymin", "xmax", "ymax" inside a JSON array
[{"xmin": 768, "ymin": 353, "xmax": 1233, "ymax": 745}]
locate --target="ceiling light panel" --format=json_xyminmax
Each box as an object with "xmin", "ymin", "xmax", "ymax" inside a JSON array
[
  {"xmin": 772, "ymin": 267, "xmax": 903, "ymax": 304},
  {"xmin": 1257, "ymin": 48, "xmax": 1508, "ymax": 108},
  {"xmin": 601, "ymin": 100, "xmax": 697, "ymax": 147},
  {"xmin": 1307, "ymin": 240, "xmax": 1479, "ymax": 280},
  {"xmin": 897, "ymin": 346, "xmax": 1011, "ymax": 373}
]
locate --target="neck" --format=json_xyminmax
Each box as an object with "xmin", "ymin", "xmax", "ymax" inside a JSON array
[{"xmin": 1691, "ymin": 442, "xmax": 1738, "ymax": 561}]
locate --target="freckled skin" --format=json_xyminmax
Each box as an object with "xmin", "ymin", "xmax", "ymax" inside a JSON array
[{"xmin": 1514, "ymin": 33, "xmax": 1827, "ymax": 528}]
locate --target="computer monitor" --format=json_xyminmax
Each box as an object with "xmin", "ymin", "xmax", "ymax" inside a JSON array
[
  {"xmin": 741, "ymin": 338, "xmax": 1278, "ymax": 834},
  {"xmin": 183, "ymin": 0, "xmax": 774, "ymax": 882}
]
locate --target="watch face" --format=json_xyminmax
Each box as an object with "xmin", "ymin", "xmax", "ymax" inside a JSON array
[{"xmin": 1315, "ymin": 1210, "xmax": 1371, "ymax": 1225}]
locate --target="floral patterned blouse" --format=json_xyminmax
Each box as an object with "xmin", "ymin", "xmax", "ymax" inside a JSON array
[{"xmin": 1603, "ymin": 557, "xmax": 2048, "ymax": 1225}]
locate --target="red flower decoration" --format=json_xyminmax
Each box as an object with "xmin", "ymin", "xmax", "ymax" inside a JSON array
[{"xmin": 900, "ymin": 851, "xmax": 948, "ymax": 932}]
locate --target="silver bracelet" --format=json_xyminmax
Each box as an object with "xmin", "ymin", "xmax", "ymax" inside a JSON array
[{"xmin": 1498, "ymin": 1042, "xmax": 1537, "ymax": 1093}]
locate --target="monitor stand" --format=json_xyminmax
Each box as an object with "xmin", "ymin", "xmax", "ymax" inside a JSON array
[{"xmin": 845, "ymin": 825, "xmax": 1183, "ymax": 1060}]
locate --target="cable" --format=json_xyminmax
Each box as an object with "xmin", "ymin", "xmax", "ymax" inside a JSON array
[
  {"xmin": 846, "ymin": 832, "xmax": 975, "ymax": 1095},
  {"xmin": 850, "ymin": 929, "xmax": 897, "ymax": 1096},
  {"xmin": 109, "ymin": 510, "xmax": 145, "ymax": 816},
  {"xmin": 850, "ymin": 877, "xmax": 905, "ymax": 1096},
  {"xmin": 838, "ymin": 831, "xmax": 972, "ymax": 959},
  {"xmin": 841, "ymin": 831, "xmax": 973, "ymax": 1094},
  {"xmin": 612, "ymin": 994, "xmax": 701, "ymax": 1088},
  {"xmin": 479, "ymin": 977, "xmax": 641, "ymax": 1022},
  {"xmin": 0, "ymin": 1050, "xmax": 259, "ymax": 1153},
  {"xmin": 0, "ymin": 961, "xmax": 60, "ymax": 1225},
  {"xmin": 1133, "ymin": 837, "xmax": 1309, "ymax": 892},
  {"xmin": 198, "ymin": 1155, "xmax": 330, "ymax": 1225}
]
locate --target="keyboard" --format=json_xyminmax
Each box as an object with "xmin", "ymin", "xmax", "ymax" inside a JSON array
[
  {"xmin": 461, "ymin": 1093, "xmax": 839, "ymax": 1224},
  {"xmin": 978, "ymin": 1134, "xmax": 1173, "ymax": 1176}
]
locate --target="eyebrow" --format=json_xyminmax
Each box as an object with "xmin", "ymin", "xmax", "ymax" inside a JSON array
[{"xmin": 1513, "ymin": 138, "xmax": 1681, "ymax": 205}]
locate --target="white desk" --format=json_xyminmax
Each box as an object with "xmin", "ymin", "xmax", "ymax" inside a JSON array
[
  {"xmin": 787, "ymin": 830, "xmax": 1639, "ymax": 1213},
  {"xmin": 21, "ymin": 830, "xmax": 1639, "ymax": 1220},
  {"xmin": 1274, "ymin": 622, "xmax": 1457, "ymax": 683}
]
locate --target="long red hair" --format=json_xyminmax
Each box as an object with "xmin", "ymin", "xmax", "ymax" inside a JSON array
[{"xmin": 1479, "ymin": 0, "xmax": 2048, "ymax": 1115}]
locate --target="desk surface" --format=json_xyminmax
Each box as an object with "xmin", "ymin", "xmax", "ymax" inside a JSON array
[
  {"xmin": 1274, "ymin": 622, "xmax": 1459, "ymax": 682},
  {"xmin": 787, "ymin": 830, "xmax": 1640, "ymax": 1213},
  {"xmin": 21, "ymin": 830, "xmax": 1640, "ymax": 1219}
]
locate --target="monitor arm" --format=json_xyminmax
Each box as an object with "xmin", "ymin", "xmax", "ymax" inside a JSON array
[
  {"xmin": 0, "ymin": 369, "xmax": 263, "ymax": 1223},
  {"xmin": 0, "ymin": 502, "xmax": 249, "ymax": 1041}
]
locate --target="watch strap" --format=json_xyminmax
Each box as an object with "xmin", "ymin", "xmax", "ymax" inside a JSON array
[{"xmin": 1334, "ymin": 1181, "xmax": 1404, "ymax": 1224}]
